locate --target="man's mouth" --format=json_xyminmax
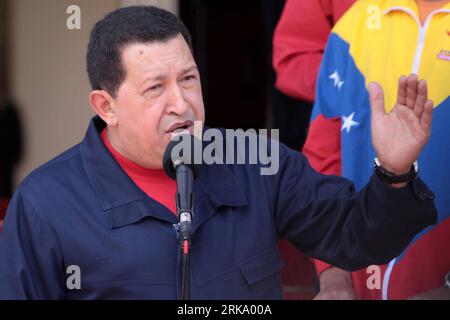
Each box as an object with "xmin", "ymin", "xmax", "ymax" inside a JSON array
[{"xmin": 166, "ymin": 120, "xmax": 194, "ymax": 136}]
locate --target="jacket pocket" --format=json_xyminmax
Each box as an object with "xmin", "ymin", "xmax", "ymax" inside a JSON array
[{"xmin": 239, "ymin": 245, "xmax": 284, "ymax": 286}]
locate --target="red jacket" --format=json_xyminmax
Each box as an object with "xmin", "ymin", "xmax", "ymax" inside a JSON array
[
  {"xmin": 273, "ymin": 0, "xmax": 355, "ymax": 299},
  {"xmin": 303, "ymin": 0, "xmax": 450, "ymax": 300},
  {"xmin": 273, "ymin": 0, "xmax": 355, "ymax": 102}
]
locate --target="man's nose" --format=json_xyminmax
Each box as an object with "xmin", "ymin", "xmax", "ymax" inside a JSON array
[{"xmin": 166, "ymin": 84, "xmax": 189, "ymax": 115}]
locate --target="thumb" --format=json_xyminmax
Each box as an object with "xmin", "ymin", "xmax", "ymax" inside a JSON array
[{"xmin": 368, "ymin": 82, "xmax": 385, "ymax": 117}]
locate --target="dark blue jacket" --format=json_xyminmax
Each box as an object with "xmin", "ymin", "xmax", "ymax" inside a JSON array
[{"xmin": 0, "ymin": 117, "xmax": 437, "ymax": 299}]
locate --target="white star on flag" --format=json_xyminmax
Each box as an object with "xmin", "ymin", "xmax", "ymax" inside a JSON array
[
  {"xmin": 329, "ymin": 70, "xmax": 344, "ymax": 90},
  {"xmin": 341, "ymin": 112, "xmax": 359, "ymax": 133}
]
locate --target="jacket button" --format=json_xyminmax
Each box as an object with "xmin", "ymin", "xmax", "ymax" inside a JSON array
[{"xmin": 419, "ymin": 191, "xmax": 435, "ymax": 201}]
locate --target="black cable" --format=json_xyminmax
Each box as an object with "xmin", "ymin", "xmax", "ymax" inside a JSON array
[{"xmin": 181, "ymin": 249, "xmax": 190, "ymax": 300}]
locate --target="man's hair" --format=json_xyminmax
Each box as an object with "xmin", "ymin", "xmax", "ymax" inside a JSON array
[{"xmin": 87, "ymin": 6, "xmax": 193, "ymax": 97}]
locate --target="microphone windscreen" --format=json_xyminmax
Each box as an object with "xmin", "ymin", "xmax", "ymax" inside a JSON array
[{"xmin": 163, "ymin": 134, "xmax": 202, "ymax": 180}]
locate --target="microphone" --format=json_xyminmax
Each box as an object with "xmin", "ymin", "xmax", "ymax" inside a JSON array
[
  {"xmin": 162, "ymin": 134, "xmax": 202, "ymax": 300},
  {"xmin": 163, "ymin": 134, "xmax": 201, "ymax": 231}
]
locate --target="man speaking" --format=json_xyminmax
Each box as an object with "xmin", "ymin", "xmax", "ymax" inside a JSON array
[{"xmin": 0, "ymin": 6, "xmax": 437, "ymax": 299}]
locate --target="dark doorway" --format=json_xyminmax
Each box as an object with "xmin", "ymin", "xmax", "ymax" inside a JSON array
[
  {"xmin": 0, "ymin": 0, "xmax": 23, "ymax": 199},
  {"xmin": 180, "ymin": 0, "xmax": 312, "ymax": 151},
  {"xmin": 180, "ymin": 0, "xmax": 268, "ymax": 130}
]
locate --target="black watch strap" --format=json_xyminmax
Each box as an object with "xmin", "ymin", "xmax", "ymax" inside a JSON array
[{"xmin": 374, "ymin": 158, "xmax": 418, "ymax": 184}]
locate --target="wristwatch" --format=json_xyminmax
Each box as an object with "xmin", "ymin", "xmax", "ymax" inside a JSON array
[
  {"xmin": 374, "ymin": 158, "xmax": 418, "ymax": 184},
  {"xmin": 445, "ymin": 272, "xmax": 450, "ymax": 289}
]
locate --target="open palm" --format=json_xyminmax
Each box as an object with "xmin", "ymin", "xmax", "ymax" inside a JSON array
[{"xmin": 370, "ymin": 74, "xmax": 433, "ymax": 175}]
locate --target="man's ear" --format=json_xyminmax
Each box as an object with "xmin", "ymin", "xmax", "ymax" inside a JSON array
[{"xmin": 89, "ymin": 90, "xmax": 118, "ymax": 126}]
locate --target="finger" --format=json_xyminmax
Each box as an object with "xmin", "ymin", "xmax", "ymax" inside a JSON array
[
  {"xmin": 369, "ymin": 82, "xmax": 385, "ymax": 116},
  {"xmin": 397, "ymin": 75, "xmax": 408, "ymax": 105},
  {"xmin": 414, "ymin": 79, "xmax": 427, "ymax": 118},
  {"xmin": 406, "ymin": 74, "xmax": 418, "ymax": 109},
  {"xmin": 420, "ymin": 99, "xmax": 433, "ymax": 131}
]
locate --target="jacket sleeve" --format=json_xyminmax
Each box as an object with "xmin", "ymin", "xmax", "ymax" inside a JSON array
[
  {"xmin": 301, "ymin": 4, "xmax": 354, "ymax": 175},
  {"xmin": 0, "ymin": 189, "xmax": 65, "ymax": 299},
  {"xmin": 272, "ymin": 0, "xmax": 354, "ymax": 102},
  {"xmin": 273, "ymin": 0, "xmax": 332, "ymax": 102},
  {"xmin": 302, "ymin": 115, "xmax": 342, "ymax": 277},
  {"xmin": 273, "ymin": 146, "xmax": 437, "ymax": 271}
]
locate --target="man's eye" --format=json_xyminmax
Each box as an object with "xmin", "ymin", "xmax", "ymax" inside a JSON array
[
  {"xmin": 182, "ymin": 75, "xmax": 195, "ymax": 82},
  {"xmin": 149, "ymin": 84, "xmax": 162, "ymax": 91}
]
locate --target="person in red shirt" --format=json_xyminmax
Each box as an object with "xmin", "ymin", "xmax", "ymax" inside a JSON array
[
  {"xmin": 303, "ymin": 0, "xmax": 450, "ymax": 300},
  {"xmin": 272, "ymin": 0, "xmax": 355, "ymax": 299},
  {"xmin": 273, "ymin": 0, "xmax": 355, "ymax": 102}
]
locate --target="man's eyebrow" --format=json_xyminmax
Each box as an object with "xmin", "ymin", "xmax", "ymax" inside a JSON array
[
  {"xmin": 141, "ymin": 66, "xmax": 198, "ymax": 85},
  {"xmin": 140, "ymin": 74, "xmax": 165, "ymax": 88},
  {"xmin": 180, "ymin": 66, "xmax": 199, "ymax": 75}
]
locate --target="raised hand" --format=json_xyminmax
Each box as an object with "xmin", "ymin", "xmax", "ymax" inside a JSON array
[{"xmin": 370, "ymin": 74, "xmax": 433, "ymax": 176}]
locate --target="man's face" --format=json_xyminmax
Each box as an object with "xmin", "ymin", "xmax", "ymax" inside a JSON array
[{"xmin": 109, "ymin": 34, "xmax": 205, "ymax": 168}]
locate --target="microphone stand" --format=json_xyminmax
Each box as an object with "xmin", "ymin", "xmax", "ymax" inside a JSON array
[
  {"xmin": 175, "ymin": 164, "xmax": 194, "ymax": 300},
  {"xmin": 163, "ymin": 135, "xmax": 201, "ymax": 300},
  {"xmin": 178, "ymin": 210, "xmax": 192, "ymax": 300}
]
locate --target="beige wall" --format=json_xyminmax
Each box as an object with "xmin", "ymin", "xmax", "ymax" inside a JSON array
[
  {"xmin": 10, "ymin": 0, "xmax": 121, "ymax": 185},
  {"xmin": 9, "ymin": 0, "xmax": 178, "ymax": 187}
]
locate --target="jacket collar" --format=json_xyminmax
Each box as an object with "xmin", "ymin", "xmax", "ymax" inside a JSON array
[
  {"xmin": 80, "ymin": 117, "xmax": 247, "ymax": 231},
  {"xmin": 383, "ymin": 0, "xmax": 450, "ymax": 19}
]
